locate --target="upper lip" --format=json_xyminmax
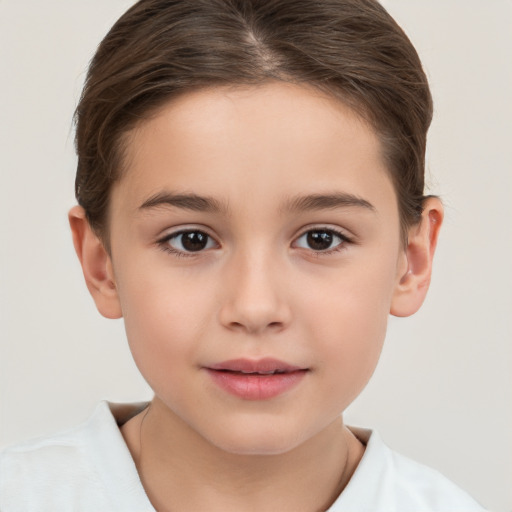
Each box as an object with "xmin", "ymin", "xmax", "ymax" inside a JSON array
[{"xmin": 207, "ymin": 358, "xmax": 306, "ymax": 374}]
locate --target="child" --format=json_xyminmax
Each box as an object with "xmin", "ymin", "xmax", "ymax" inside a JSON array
[{"xmin": 0, "ymin": 0, "xmax": 487, "ymax": 510}]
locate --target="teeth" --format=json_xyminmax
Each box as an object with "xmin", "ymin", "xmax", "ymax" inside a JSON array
[
  {"xmin": 240, "ymin": 370, "xmax": 285, "ymax": 375},
  {"xmin": 237, "ymin": 370, "xmax": 284, "ymax": 375}
]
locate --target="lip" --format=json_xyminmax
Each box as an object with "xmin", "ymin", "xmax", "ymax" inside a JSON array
[{"xmin": 205, "ymin": 358, "xmax": 308, "ymax": 400}]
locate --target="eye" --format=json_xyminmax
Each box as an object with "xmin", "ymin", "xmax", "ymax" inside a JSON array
[
  {"xmin": 294, "ymin": 228, "xmax": 348, "ymax": 252},
  {"xmin": 162, "ymin": 230, "xmax": 217, "ymax": 254}
]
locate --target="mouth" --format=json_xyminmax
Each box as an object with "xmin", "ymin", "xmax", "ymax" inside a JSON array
[
  {"xmin": 205, "ymin": 358, "xmax": 309, "ymax": 400},
  {"xmin": 216, "ymin": 369, "xmax": 291, "ymax": 375},
  {"xmin": 208, "ymin": 357, "xmax": 306, "ymax": 374}
]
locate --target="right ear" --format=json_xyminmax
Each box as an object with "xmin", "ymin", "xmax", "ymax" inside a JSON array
[{"xmin": 68, "ymin": 205, "xmax": 122, "ymax": 319}]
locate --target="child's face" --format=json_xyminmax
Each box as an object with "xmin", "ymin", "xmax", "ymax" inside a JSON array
[{"xmin": 106, "ymin": 82, "xmax": 408, "ymax": 454}]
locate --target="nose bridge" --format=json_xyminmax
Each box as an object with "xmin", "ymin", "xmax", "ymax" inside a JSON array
[{"xmin": 219, "ymin": 241, "xmax": 291, "ymax": 334}]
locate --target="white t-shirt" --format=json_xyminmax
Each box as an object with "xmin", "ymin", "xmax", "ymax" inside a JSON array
[{"xmin": 0, "ymin": 401, "xmax": 486, "ymax": 511}]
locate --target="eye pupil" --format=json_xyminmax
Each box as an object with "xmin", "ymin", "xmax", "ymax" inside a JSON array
[
  {"xmin": 307, "ymin": 230, "xmax": 333, "ymax": 250},
  {"xmin": 181, "ymin": 232, "xmax": 208, "ymax": 251}
]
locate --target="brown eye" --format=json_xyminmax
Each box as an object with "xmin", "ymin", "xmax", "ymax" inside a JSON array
[
  {"xmin": 166, "ymin": 230, "xmax": 216, "ymax": 253},
  {"xmin": 294, "ymin": 229, "xmax": 346, "ymax": 251},
  {"xmin": 307, "ymin": 230, "xmax": 334, "ymax": 250}
]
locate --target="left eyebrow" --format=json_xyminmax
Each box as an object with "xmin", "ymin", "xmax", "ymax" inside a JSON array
[{"xmin": 282, "ymin": 193, "xmax": 376, "ymax": 214}]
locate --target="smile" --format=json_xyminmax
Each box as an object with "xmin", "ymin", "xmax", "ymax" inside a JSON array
[
  {"xmin": 223, "ymin": 369, "xmax": 288, "ymax": 375},
  {"xmin": 205, "ymin": 358, "xmax": 308, "ymax": 400}
]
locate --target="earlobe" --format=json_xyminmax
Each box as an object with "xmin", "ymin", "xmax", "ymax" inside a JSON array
[
  {"xmin": 68, "ymin": 205, "xmax": 122, "ymax": 319},
  {"xmin": 390, "ymin": 197, "xmax": 444, "ymax": 317}
]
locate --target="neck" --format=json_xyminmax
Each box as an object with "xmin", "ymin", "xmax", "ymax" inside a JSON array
[{"xmin": 121, "ymin": 398, "xmax": 365, "ymax": 512}]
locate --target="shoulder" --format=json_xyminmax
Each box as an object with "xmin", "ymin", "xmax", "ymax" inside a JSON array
[
  {"xmin": 0, "ymin": 401, "xmax": 153, "ymax": 512},
  {"xmin": 384, "ymin": 446, "xmax": 485, "ymax": 510},
  {"xmin": 331, "ymin": 427, "xmax": 487, "ymax": 512},
  {"xmin": 0, "ymin": 405, "xmax": 105, "ymax": 510}
]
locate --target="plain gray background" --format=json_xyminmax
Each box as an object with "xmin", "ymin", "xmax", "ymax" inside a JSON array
[{"xmin": 1, "ymin": 1, "xmax": 511, "ymax": 511}]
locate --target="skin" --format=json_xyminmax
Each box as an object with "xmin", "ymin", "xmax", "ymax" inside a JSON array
[{"xmin": 69, "ymin": 82, "xmax": 443, "ymax": 511}]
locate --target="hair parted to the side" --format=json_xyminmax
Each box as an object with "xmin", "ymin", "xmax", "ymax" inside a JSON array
[{"xmin": 75, "ymin": 0, "xmax": 433, "ymax": 249}]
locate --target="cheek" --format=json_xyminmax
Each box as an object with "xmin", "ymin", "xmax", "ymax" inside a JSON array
[
  {"xmin": 116, "ymin": 268, "xmax": 217, "ymax": 380},
  {"xmin": 314, "ymin": 305, "xmax": 387, "ymax": 414},
  {"xmin": 300, "ymin": 260, "xmax": 396, "ymax": 400},
  {"xmin": 313, "ymin": 291, "xmax": 388, "ymax": 376}
]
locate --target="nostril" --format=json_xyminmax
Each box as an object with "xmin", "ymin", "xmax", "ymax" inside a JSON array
[{"xmin": 219, "ymin": 296, "xmax": 292, "ymax": 333}]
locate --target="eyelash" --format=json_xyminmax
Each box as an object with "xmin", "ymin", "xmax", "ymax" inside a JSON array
[
  {"xmin": 157, "ymin": 229, "xmax": 216, "ymax": 258},
  {"xmin": 293, "ymin": 227, "xmax": 353, "ymax": 256},
  {"xmin": 156, "ymin": 227, "xmax": 353, "ymax": 258}
]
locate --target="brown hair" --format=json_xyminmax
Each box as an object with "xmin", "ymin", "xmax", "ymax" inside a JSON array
[{"xmin": 75, "ymin": 0, "xmax": 432, "ymax": 247}]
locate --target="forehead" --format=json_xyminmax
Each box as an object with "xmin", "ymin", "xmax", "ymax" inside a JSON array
[{"xmin": 112, "ymin": 82, "xmax": 397, "ymax": 220}]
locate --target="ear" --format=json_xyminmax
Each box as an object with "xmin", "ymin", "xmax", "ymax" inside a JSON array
[
  {"xmin": 68, "ymin": 205, "xmax": 122, "ymax": 319},
  {"xmin": 390, "ymin": 197, "xmax": 444, "ymax": 317}
]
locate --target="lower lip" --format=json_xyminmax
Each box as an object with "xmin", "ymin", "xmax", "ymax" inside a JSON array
[{"xmin": 206, "ymin": 369, "xmax": 307, "ymax": 400}]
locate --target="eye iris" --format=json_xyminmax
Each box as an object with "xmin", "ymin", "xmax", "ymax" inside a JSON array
[
  {"xmin": 307, "ymin": 230, "xmax": 333, "ymax": 250},
  {"xmin": 181, "ymin": 232, "xmax": 208, "ymax": 251}
]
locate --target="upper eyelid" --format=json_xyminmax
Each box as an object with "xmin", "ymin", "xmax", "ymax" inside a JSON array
[
  {"xmin": 293, "ymin": 228, "xmax": 350, "ymax": 249},
  {"xmin": 294, "ymin": 224, "xmax": 354, "ymax": 241},
  {"xmin": 157, "ymin": 225, "xmax": 218, "ymax": 241}
]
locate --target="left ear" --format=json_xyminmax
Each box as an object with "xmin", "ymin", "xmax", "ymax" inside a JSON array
[{"xmin": 390, "ymin": 197, "xmax": 444, "ymax": 317}]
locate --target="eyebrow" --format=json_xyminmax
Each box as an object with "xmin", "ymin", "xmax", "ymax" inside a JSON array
[
  {"xmin": 138, "ymin": 191, "xmax": 375, "ymax": 216},
  {"xmin": 283, "ymin": 193, "xmax": 376, "ymax": 213},
  {"xmin": 139, "ymin": 192, "xmax": 229, "ymax": 214}
]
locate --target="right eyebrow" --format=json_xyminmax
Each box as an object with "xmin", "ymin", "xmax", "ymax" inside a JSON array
[{"xmin": 138, "ymin": 191, "xmax": 229, "ymax": 214}]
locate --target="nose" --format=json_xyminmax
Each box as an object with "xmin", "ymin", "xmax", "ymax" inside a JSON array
[{"xmin": 218, "ymin": 249, "xmax": 292, "ymax": 335}]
